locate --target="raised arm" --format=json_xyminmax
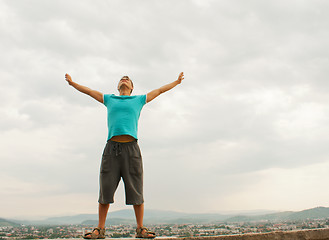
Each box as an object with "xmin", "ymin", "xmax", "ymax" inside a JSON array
[
  {"xmin": 65, "ymin": 73, "xmax": 104, "ymax": 103},
  {"xmin": 146, "ymin": 72, "xmax": 184, "ymax": 103}
]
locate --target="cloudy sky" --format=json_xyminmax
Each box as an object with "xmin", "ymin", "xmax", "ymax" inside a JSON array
[{"xmin": 1, "ymin": 0, "xmax": 329, "ymax": 219}]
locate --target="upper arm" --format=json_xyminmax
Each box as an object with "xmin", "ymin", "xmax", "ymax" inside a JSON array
[
  {"xmin": 146, "ymin": 89, "xmax": 161, "ymax": 103},
  {"xmin": 89, "ymin": 90, "xmax": 104, "ymax": 103}
]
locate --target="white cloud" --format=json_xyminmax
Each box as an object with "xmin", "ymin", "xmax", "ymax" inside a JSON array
[
  {"xmin": 226, "ymin": 161, "xmax": 329, "ymax": 211},
  {"xmin": 1, "ymin": 0, "xmax": 329, "ymax": 218}
]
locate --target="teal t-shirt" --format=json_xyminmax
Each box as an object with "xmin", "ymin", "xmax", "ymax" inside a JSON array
[{"xmin": 103, "ymin": 94, "xmax": 147, "ymax": 140}]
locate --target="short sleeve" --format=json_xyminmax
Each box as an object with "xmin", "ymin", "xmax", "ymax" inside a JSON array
[
  {"xmin": 140, "ymin": 94, "xmax": 147, "ymax": 105},
  {"xmin": 103, "ymin": 94, "xmax": 112, "ymax": 106}
]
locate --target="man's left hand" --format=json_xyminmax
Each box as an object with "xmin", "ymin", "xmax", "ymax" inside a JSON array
[{"xmin": 177, "ymin": 72, "xmax": 184, "ymax": 84}]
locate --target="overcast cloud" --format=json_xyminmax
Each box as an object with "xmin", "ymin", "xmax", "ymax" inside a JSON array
[{"xmin": 1, "ymin": 0, "xmax": 329, "ymax": 219}]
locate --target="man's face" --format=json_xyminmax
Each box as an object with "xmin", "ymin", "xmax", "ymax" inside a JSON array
[{"xmin": 118, "ymin": 77, "xmax": 133, "ymax": 92}]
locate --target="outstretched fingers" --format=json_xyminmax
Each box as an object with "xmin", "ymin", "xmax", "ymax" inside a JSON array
[
  {"xmin": 65, "ymin": 73, "xmax": 72, "ymax": 85},
  {"xmin": 178, "ymin": 72, "xmax": 184, "ymax": 83}
]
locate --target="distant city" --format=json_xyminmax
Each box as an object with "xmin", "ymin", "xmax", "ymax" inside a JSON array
[
  {"xmin": 1, "ymin": 219, "xmax": 329, "ymax": 239},
  {"xmin": 1, "ymin": 206, "xmax": 329, "ymax": 239}
]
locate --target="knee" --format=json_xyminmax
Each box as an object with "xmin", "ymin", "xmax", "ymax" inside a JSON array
[{"xmin": 99, "ymin": 203, "xmax": 110, "ymax": 207}]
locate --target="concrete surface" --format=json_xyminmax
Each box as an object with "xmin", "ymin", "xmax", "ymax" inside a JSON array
[{"xmin": 73, "ymin": 228, "xmax": 329, "ymax": 240}]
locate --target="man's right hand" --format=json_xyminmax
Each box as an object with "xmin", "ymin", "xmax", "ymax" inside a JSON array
[{"xmin": 65, "ymin": 73, "xmax": 73, "ymax": 85}]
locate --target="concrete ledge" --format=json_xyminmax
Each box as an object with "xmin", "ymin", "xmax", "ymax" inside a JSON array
[
  {"xmin": 156, "ymin": 228, "xmax": 329, "ymax": 240},
  {"xmin": 92, "ymin": 228, "xmax": 329, "ymax": 240},
  {"xmin": 65, "ymin": 229, "xmax": 329, "ymax": 239}
]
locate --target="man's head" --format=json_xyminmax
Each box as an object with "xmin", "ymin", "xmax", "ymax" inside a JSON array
[{"xmin": 118, "ymin": 76, "xmax": 134, "ymax": 94}]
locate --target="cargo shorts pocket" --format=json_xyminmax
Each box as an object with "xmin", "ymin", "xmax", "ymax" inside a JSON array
[
  {"xmin": 128, "ymin": 143, "xmax": 143, "ymax": 175},
  {"xmin": 100, "ymin": 155, "xmax": 112, "ymax": 173},
  {"xmin": 100, "ymin": 144, "xmax": 111, "ymax": 173},
  {"xmin": 129, "ymin": 156, "xmax": 143, "ymax": 175}
]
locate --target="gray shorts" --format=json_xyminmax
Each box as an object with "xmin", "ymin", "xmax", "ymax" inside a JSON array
[{"xmin": 98, "ymin": 139, "xmax": 144, "ymax": 205}]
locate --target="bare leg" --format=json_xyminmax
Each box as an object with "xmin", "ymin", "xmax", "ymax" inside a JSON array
[
  {"xmin": 98, "ymin": 203, "xmax": 110, "ymax": 229},
  {"xmin": 85, "ymin": 203, "xmax": 109, "ymax": 238},
  {"xmin": 133, "ymin": 203, "xmax": 144, "ymax": 228},
  {"xmin": 134, "ymin": 203, "xmax": 155, "ymax": 237}
]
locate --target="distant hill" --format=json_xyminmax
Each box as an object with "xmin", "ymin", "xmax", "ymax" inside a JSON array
[
  {"xmin": 45, "ymin": 214, "xmax": 97, "ymax": 224},
  {"xmin": 3, "ymin": 206, "xmax": 329, "ymax": 225},
  {"xmin": 82, "ymin": 218, "xmax": 135, "ymax": 226},
  {"xmin": 288, "ymin": 207, "xmax": 329, "ymax": 220},
  {"xmin": 226, "ymin": 207, "xmax": 329, "ymax": 222},
  {"xmin": 41, "ymin": 210, "xmax": 230, "ymax": 225},
  {"xmin": 0, "ymin": 218, "xmax": 20, "ymax": 227},
  {"xmin": 226, "ymin": 211, "xmax": 294, "ymax": 222}
]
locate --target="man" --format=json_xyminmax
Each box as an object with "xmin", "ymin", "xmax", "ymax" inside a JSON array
[{"xmin": 65, "ymin": 72, "xmax": 184, "ymax": 239}]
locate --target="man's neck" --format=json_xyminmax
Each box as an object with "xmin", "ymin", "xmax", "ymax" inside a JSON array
[
  {"xmin": 119, "ymin": 86, "xmax": 131, "ymax": 96},
  {"xmin": 119, "ymin": 91, "xmax": 131, "ymax": 96}
]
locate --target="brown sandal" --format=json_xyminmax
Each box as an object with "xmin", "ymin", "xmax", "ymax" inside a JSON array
[
  {"xmin": 83, "ymin": 227, "xmax": 106, "ymax": 239},
  {"xmin": 136, "ymin": 226, "xmax": 156, "ymax": 238}
]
